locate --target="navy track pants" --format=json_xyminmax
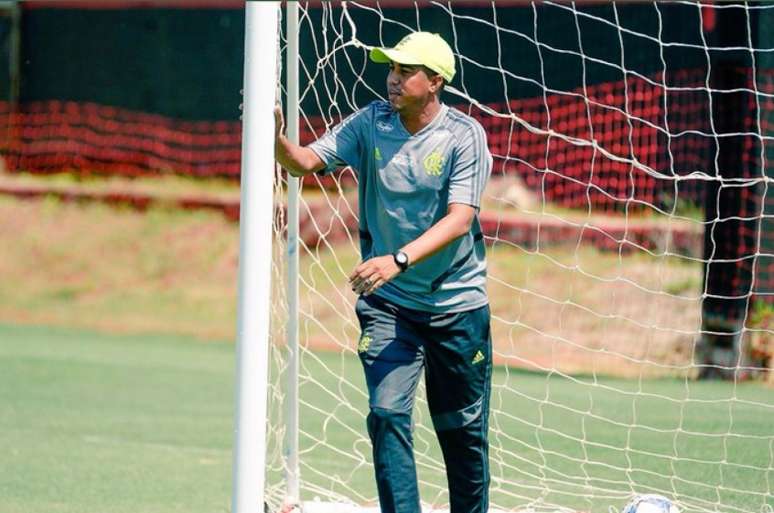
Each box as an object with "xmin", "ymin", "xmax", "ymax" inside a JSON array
[{"xmin": 355, "ymin": 294, "xmax": 492, "ymax": 513}]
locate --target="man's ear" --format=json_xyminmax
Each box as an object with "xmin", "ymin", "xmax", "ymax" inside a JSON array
[{"xmin": 430, "ymin": 74, "xmax": 445, "ymax": 94}]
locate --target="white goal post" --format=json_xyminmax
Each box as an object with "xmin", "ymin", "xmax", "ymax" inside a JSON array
[{"xmin": 232, "ymin": 2, "xmax": 280, "ymax": 513}]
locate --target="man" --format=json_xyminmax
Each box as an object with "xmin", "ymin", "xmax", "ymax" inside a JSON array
[{"xmin": 275, "ymin": 32, "xmax": 493, "ymax": 513}]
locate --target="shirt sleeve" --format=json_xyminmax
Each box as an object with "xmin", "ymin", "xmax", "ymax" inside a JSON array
[
  {"xmin": 308, "ymin": 105, "xmax": 370, "ymax": 176},
  {"xmin": 448, "ymin": 121, "xmax": 493, "ymax": 208}
]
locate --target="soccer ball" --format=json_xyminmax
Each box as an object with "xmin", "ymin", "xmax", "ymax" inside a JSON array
[{"xmin": 622, "ymin": 494, "xmax": 681, "ymax": 513}]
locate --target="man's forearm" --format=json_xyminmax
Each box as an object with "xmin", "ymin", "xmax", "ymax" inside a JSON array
[
  {"xmin": 401, "ymin": 204, "xmax": 476, "ymax": 267},
  {"xmin": 275, "ymin": 135, "xmax": 324, "ymax": 177},
  {"xmin": 348, "ymin": 205, "xmax": 475, "ymax": 296}
]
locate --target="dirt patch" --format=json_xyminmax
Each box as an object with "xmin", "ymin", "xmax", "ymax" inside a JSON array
[{"xmin": 0, "ymin": 196, "xmax": 240, "ymax": 340}]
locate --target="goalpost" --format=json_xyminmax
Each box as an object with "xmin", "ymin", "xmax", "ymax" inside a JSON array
[
  {"xmin": 242, "ymin": 2, "xmax": 773, "ymax": 513},
  {"xmin": 233, "ymin": 2, "xmax": 279, "ymax": 512}
]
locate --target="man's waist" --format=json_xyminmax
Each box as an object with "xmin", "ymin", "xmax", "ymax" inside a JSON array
[{"xmin": 375, "ymin": 280, "xmax": 488, "ymax": 314}]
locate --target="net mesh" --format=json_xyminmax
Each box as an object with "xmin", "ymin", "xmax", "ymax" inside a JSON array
[{"xmin": 264, "ymin": 2, "xmax": 774, "ymax": 513}]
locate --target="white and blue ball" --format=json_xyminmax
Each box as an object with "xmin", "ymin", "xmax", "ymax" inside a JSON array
[{"xmin": 622, "ymin": 494, "xmax": 681, "ymax": 513}]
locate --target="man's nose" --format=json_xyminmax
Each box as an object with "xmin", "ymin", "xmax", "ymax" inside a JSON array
[{"xmin": 387, "ymin": 71, "xmax": 400, "ymax": 86}]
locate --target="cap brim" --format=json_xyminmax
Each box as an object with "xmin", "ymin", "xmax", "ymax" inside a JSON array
[{"xmin": 369, "ymin": 47, "xmax": 423, "ymax": 66}]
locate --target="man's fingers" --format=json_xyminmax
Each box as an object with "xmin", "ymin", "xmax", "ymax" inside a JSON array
[
  {"xmin": 274, "ymin": 105, "xmax": 285, "ymax": 136},
  {"xmin": 352, "ymin": 269, "xmax": 379, "ymax": 294},
  {"xmin": 349, "ymin": 271, "xmax": 366, "ymax": 292},
  {"xmin": 353, "ymin": 276, "xmax": 374, "ymax": 294},
  {"xmin": 348, "ymin": 262, "xmax": 366, "ymax": 283},
  {"xmin": 349, "ymin": 262, "xmax": 372, "ymax": 284},
  {"xmin": 349, "ymin": 257, "xmax": 394, "ymax": 295},
  {"xmin": 349, "ymin": 271, "xmax": 364, "ymax": 286},
  {"xmin": 364, "ymin": 277, "xmax": 384, "ymax": 296}
]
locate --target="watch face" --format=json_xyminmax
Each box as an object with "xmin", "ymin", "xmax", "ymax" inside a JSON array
[{"xmin": 396, "ymin": 252, "xmax": 408, "ymax": 265}]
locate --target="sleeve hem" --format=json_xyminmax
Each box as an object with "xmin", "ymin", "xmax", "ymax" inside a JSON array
[
  {"xmin": 307, "ymin": 144, "xmax": 332, "ymax": 176},
  {"xmin": 448, "ymin": 198, "xmax": 480, "ymax": 209}
]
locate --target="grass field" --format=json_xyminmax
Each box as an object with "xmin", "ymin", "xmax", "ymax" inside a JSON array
[
  {"xmin": 1, "ymin": 324, "xmax": 772, "ymax": 513},
  {"xmin": 0, "ymin": 325, "xmax": 234, "ymax": 513},
  {"xmin": 0, "ymin": 189, "xmax": 770, "ymax": 513}
]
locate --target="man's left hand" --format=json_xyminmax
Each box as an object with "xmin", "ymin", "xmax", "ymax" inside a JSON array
[{"xmin": 349, "ymin": 255, "xmax": 401, "ymax": 296}]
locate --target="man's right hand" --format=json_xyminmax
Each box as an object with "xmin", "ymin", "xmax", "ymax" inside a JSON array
[
  {"xmin": 274, "ymin": 104, "xmax": 324, "ymax": 177},
  {"xmin": 274, "ymin": 104, "xmax": 284, "ymax": 141}
]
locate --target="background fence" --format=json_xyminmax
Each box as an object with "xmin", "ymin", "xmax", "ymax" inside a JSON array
[{"xmin": 0, "ymin": 1, "xmax": 772, "ymax": 320}]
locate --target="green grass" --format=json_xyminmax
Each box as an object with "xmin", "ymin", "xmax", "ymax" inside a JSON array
[
  {"xmin": 0, "ymin": 324, "xmax": 234, "ymax": 513},
  {"xmin": 2, "ymin": 325, "xmax": 771, "ymax": 513}
]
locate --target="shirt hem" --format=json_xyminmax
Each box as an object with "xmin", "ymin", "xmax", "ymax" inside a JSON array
[{"xmin": 373, "ymin": 289, "xmax": 489, "ymax": 314}]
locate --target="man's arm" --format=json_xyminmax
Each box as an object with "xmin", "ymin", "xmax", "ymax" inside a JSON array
[
  {"xmin": 274, "ymin": 106, "xmax": 325, "ymax": 177},
  {"xmin": 349, "ymin": 203, "xmax": 476, "ymax": 296},
  {"xmin": 401, "ymin": 203, "xmax": 476, "ymax": 266}
]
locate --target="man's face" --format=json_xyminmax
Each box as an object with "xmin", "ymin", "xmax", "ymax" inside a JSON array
[{"xmin": 387, "ymin": 62, "xmax": 439, "ymax": 111}]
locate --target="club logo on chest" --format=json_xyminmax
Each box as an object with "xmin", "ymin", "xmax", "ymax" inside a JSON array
[{"xmin": 423, "ymin": 149, "xmax": 445, "ymax": 176}]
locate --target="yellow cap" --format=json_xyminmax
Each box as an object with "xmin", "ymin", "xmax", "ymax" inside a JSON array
[{"xmin": 369, "ymin": 32, "xmax": 456, "ymax": 83}]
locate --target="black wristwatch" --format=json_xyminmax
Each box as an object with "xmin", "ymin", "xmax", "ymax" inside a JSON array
[{"xmin": 393, "ymin": 251, "xmax": 410, "ymax": 272}]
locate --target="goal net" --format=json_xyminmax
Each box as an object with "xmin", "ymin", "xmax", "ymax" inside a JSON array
[{"xmin": 267, "ymin": 2, "xmax": 774, "ymax": 513}]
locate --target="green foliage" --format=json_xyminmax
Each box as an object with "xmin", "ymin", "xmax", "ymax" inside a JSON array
[
  {"xmin": 664, "ymin": 275, "xmax": 702, "ymax": 296},
  {"xmin": 748, "ymin": 299, "xmax": 774, "ymax": 329},
  {"xmin": 657, "ymin": 191, "xmax": 705, "ymax": 221}
]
